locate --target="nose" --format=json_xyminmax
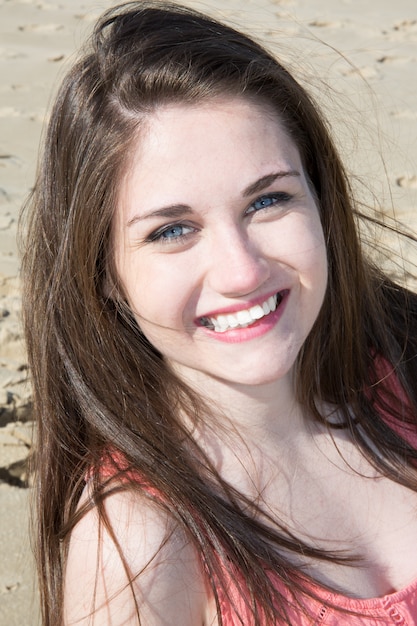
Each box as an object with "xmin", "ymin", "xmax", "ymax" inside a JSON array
[{"xmin": 206, "ymin": 226, "xmax": 270, "ymax": 298}]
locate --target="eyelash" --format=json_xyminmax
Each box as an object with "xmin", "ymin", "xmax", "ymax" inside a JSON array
[
  {"xmin": 246, "ymin": 192, "xmax": 292, "ymax": 214},
  {"xmin": 146, "ymin": 223, "xmax": 196, "ymax": 244},
  {"xmin": 146, "ymin": 192, "xmax": 293, "ymax": 244}
]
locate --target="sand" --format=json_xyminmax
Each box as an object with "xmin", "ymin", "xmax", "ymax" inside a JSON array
[{"xmin": 0, "ymin": 0, "xmax": 416, "ymax": 624}]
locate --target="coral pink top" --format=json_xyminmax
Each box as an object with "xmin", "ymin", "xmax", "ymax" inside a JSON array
[
  {"xmin": 218, "ymin": 359, "xmax": 417, "ymax": 624},
  {"xmin": 217, "ymin": 570, "xmax": 417, "ymax": 625},
  {"xmin": 97, "ymin": 359, "xmax": 417, "ymax": 624}
]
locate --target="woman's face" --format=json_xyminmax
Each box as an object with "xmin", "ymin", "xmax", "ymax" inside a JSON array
[{"xmin": 114, "ymin": 98, "xmax": 328, "ymax": 389}]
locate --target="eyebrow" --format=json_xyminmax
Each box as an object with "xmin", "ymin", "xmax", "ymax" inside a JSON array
[
  {"xmin": 242, "ymin": 170, "xmax": 300, "ymax": 197},
  {"xmin": 127, "ymin": 170, "xmax": 300, "ymax": 227},
  {"xmin": 127, "ymin": 204, "xmax": 193, "ymax": 227}
]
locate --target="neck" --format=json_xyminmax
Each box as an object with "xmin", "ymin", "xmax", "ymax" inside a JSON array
[{"xmin": 176, "ymin": 368, "xmax": 316, "ymax": 492}]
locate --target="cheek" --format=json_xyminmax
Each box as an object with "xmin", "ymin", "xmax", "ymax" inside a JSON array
[
  {"xmin": 306, "ymin": 229, "xmax": 328, "ymax": 297},
  {"xmin": 283, "ymin": 214, "xmax": 328, "ymax": 304},
  {"xmin": 118, "ymin": 255, "xmax": 196, "ymax": 328},
  {"xmin": 298, "ymin": 210, "xmax": 327, "ymax": 265},
  {"xmin": 267, "ymin": 213, "xmax": 327, "ymax": 275}
]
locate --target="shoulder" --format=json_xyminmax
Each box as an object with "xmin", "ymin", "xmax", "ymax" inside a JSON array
[{"xmin": 64, "ymin": 484, "xmax": 212, "ymax": 625}]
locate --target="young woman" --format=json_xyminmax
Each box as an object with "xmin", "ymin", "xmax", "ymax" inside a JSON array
[{"xmin": 21, "ymin": 2, "xmax": 417, "ymax": 624}]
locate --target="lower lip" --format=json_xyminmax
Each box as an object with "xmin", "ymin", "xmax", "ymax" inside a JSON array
[{"xmin": 199, "ymin": 291, "xmax": 289, "ymax": 344}]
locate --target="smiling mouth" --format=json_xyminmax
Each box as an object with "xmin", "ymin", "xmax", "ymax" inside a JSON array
[{"xmin": 199, "ymin": 292, "xmax": 284, "ymax": 333}]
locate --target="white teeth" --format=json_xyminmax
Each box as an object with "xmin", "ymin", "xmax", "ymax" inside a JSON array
[
  {"xmin": 249, "ymin": 304, "xmax": 264, "ymax": 320},
  {"xmin": 226, "ymin": 314, "xmax": 239, "ymax": 328},
  {"xmin": 216, "ymin": 314, "xmax": 229, "ymax": 331},
  {"xmin": 236, "ymin": 310, "xmax": 252, "ymax": 325},
  {"xmin": 201, "ymin": 293, "xmax": 282, "ymax": 333},
  {"xmin": 268, "ymin": 295, "xmax": 277, "ymax": 312}
]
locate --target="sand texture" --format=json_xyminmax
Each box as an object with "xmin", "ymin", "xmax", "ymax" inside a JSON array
[{"xmin": 0, "ymin": 0, "xmax": 416, "ymax": 624}]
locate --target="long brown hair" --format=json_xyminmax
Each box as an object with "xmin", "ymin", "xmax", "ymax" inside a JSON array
[{"xmin": 20, "ymin": 2, "xmax": 417, "ymax": 624}]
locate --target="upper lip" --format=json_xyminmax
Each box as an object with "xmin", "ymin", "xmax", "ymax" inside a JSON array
[{"xmin": 196, "ymin": 289, "xmax": 286, "ymax": 320}]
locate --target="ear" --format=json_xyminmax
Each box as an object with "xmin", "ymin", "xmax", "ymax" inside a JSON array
[
  {"xmin": 101, "ymin": 269, "xmax": 116, "ymax": 300},
  {"xmin": 99, "ymin": 262, "xmax": 125, "ymax": 303}
]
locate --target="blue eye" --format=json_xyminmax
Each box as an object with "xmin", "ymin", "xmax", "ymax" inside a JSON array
[
  {"xmin": 253, "ymin": 196, "xmax": 276, "ymax": 210},
  {"xmin": 160, "ymin": 225, "xmax": 187, "ymax": 239},
  {"xmin": 147, "ymin": 222, "xmax": 195, "ymax": 244},
  {"xmin": 247, "ymin": 193, "xmax": 291, "ymax": 214}
]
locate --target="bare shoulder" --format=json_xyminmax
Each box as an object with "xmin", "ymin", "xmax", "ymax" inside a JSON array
[{"xmin": 64, "ymin": 484, "xmax": 212, "ymax": 625}]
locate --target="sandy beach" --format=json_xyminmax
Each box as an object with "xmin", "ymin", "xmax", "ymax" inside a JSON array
[{"xmin": 0, "ymin": 0, "xmax": 416, "ymax": 624}]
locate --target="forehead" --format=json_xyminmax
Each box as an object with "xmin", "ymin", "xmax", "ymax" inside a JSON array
[
  {"xmin": 117, "ymin": 97, "xmax": 305, "ymax": 214},
  {"xmin": 133, "ymin": 96, "xmax": 299, "ymax": 156}
]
